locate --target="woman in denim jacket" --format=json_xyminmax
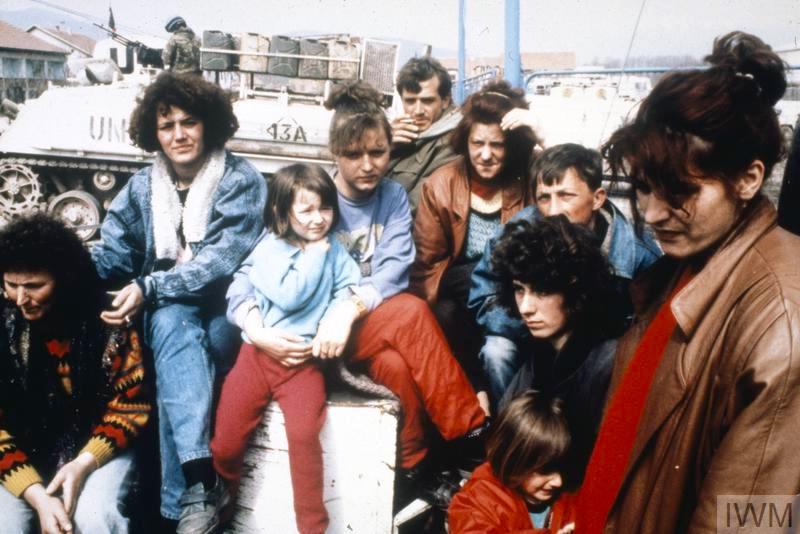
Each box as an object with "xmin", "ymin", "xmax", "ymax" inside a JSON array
[{"xmin": 92, "ymin": 72, "xmax": 266, "ymax": 534}]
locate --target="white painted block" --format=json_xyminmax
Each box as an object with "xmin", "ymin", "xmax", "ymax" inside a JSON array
[{"xmin": 227, "ymin": 391, "xmax": 400, "ymax": 534}]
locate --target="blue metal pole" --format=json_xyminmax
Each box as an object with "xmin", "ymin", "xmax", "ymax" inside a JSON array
[
  {"xmin": 456, "ymin": 0, "xmax": 466, "ymax": 104},
  {"xmin": 504, "ymin": 0, "xmax": 521, "ymax": 88}
]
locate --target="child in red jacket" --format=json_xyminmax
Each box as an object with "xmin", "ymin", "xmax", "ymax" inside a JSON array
[{"xmin": 449, "ymin": 391, "xmax": 576, "ymax": 533}]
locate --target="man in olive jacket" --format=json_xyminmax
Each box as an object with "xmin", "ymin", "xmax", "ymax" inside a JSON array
[{"xmin": 388, "ymin": 57, "xmax": 461, "ymax": 213}]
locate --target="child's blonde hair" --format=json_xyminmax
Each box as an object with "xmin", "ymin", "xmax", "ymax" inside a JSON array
[{"xmin": 487, "ymin": 391, "xmax": 570, "ymax": 489}]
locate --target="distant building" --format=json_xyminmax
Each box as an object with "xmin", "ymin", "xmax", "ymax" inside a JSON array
[
  {"xmin": 27, "ymin": 25, "xmax": 96, "ymax": 60},
  {"xmin": 440, "ymin": 51, "xmax": 577, "ymax": 78},
  {"xmin": 0, "ymin": 21, "xmax": 67, "ymax": 103}
]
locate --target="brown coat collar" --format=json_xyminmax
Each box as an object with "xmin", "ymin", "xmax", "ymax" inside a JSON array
[{"xmin": 671, "ymin": 197, "xmax": 776, "ymax": 338}]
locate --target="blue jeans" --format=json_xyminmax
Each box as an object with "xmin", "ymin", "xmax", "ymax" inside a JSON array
[
  {"xmin": 145, "ymin": 301, "xmax": 240, "ymax": 519},
  {"xmin": 0, "ymin": 451, "xmax": 136, "ymax": 534},
  {"xmin": 480, "ymin": 335, "xmax": 523, "ymax": 408}
]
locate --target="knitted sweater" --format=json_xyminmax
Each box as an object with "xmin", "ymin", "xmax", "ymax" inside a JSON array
[
  {"xmin": 463, "ymin": 209, "xmax": 502, "ymax": 262},
  {"xmin": 0, "ymin": 325, "xmax": 150, "ymax": 497}
]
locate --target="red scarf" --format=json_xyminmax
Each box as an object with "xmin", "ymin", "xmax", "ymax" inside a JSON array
[
  {"xmin": 469, "ymin": 176, "xmax": 502, "ymax": 201},
  {"xmin": 576, "ymin": 269, "xmax": 694, "ymax": 533}
]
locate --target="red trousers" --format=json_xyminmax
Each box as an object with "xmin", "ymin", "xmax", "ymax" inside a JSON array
[
  {"xmin": 350, "ymin": 293, "xmax": 486, "ymax": 468},
  {"xmin": 211, "ymin": 343, "xmax": 328, "ymax": 534}
]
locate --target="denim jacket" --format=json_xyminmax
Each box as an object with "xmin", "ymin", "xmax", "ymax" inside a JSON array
[
  {"xmin": 92, "ymin": 151, "xmax": 267, "ymax": 306},
  {"xmin": 468, "ymin": 202, "xmax": 662, "ymax": 340}
]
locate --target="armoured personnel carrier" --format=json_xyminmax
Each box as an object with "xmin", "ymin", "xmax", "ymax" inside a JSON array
[{"xmin": 0, "ymin": 31, "xmax": 400, "ymax": 239}]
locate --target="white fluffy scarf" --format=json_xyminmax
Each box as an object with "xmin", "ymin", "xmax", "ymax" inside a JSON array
[{"xmin": 150, "ymin": 149, "xmax": 226, "ymax": 263}]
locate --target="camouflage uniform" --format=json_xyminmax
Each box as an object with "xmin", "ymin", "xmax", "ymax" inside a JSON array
[{"xmin": 162, "ymin": 27, "xmax": 201, "ymax": 74}]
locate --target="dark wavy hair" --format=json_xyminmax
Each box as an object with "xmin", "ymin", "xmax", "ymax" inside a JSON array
[
  {"xmin": 266, "ymin": 163, "xmax": 339, "ymax": 242},
  {"xmin": 602, "ymin": 31, "xmax": 786, "ymax": 227},
  {"xmin": 487, "ymin": 391, "xmax": 570, "ymax": 490},
  {"xmin": 324, "ymin": 80, "xmax": 392, "ymax": 155},
  {"xmin": 395, "ymin": 56, "xmax": 452, "ymax": 99},
  {"xmin": 450, "ymin": 80, "xmax": 538, "ymax": 183},
  {"xmin": 0, "ymin": 213, "xmax": 105, "ymax": 322},
  {"xmin": 532, "ymin": 143, "xmax": 603, "ymax": 192},
  {"xmin": 491, "ymin": 216, "xmax": 619, "ymax": 337},
  {"xmin": 128, "ymin": 71, "xmax": 239, "ymax": 152}
]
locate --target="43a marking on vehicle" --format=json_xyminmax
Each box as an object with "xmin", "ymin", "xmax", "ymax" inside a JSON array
[{"xmin": 264, "ymin": 118, "xmax": 308, "ymax": 143}]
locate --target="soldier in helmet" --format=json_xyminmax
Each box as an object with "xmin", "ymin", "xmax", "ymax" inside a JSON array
[{"xmin": 162, "ymin": 16, "xmax": 201, "ymax": 75}]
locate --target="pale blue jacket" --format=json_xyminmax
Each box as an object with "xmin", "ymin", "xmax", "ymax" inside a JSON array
[
  {"xmin": 244, "ymin": 232, "xmax": 361, "ymax": 342},
  {"xmin": 227, "ymin": 178, "xmax": 414, "ymax": 321}
]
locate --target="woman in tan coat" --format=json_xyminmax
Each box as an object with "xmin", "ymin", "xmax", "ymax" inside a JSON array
[
  {"xmin": 409, "ymin": 81, "xmax": 538, "ymax": 413},
  {"xmin": 574, "ymin": 32, "xmax": 800, "ymax": 533}
]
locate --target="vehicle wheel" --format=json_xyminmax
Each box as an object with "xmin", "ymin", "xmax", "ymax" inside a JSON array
[
  {"xmin": 47, "ymin": 190, "xmax": 102, "ymax": 241},
  {"xmin": 92, "ymin": 170, "xmax": 117, "ymax": 191},
  {"xmin": 0, "ymin": 160, "xmax": 43, "ymax": 218}
]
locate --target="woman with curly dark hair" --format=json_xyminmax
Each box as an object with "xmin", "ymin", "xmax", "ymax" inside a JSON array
[
  {"xmin": 410, "ymin": 81, "xmax": 539, "ymax": 413},
  {"xmin": 0, "ymin": 213, "xmax": 150, "ymax": 534},
  {"xmin": 490, "ymin": 215, "xmax": 623, "ymax": 488},
  {"xmin": 127, "ymin": 72, "xmax": 238, "ymax": 154},
  {"xmin": 575, "ymin": 32, "xmax": 800, "ymax": 533},
  {"xmin": 92, "ymin": 71, "xmax": 266, "ymax": 532}
]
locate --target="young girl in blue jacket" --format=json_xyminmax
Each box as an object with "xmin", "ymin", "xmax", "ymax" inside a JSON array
[{"xmin": 211, "ymin": 163, "xmax": 360, "ymax": 534}]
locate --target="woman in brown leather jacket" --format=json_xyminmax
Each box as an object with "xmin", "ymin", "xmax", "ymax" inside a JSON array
[
  {"xmin": 574, "ymin": 32, "xmax": 800, "ymax": 533},
  {"xmin": 409, "ymin": 81, "xmax": 538, "ymax": 412}
]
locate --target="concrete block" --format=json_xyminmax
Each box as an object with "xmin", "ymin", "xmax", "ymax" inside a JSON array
[{"xmin": 227, "ymin": 391, "xmax": 400, "ymax": 534}]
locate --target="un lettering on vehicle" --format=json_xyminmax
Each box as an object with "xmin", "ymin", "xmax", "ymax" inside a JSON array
[{"xmin": 89, "ymin": 115, "xmax": 129, "ymax": 144}]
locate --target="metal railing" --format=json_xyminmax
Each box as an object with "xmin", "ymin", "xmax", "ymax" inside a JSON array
[
  {"xmin": 462, "ymin": 68, "xmax": 500, "ymax": 98},
  {"xmin": 524, "ymin": 65, "xmax": 800, "ymax": 95}
]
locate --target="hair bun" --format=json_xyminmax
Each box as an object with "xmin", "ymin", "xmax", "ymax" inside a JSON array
[
  {"xmin": 705, "ymin": 31, "xmax": 787, "ymax": 106},
  {"xmin": 324, "ymin": 80, "xmax": 384, "ymax": 112}
]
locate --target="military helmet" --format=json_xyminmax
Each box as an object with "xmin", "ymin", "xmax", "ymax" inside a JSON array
[{"xmin": 165, "ymin": 16, "xmax": 186, "ymax": 33}]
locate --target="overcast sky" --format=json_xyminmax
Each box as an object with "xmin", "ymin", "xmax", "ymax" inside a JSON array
[{"xmin": 4, "ymin": 0, "xmax": 799, "ymax": 63}]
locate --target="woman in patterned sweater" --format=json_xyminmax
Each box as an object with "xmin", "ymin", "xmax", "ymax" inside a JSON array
[{"xmin": 0, "ymin": 214, "xmax": 150, "ymax": 534}]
